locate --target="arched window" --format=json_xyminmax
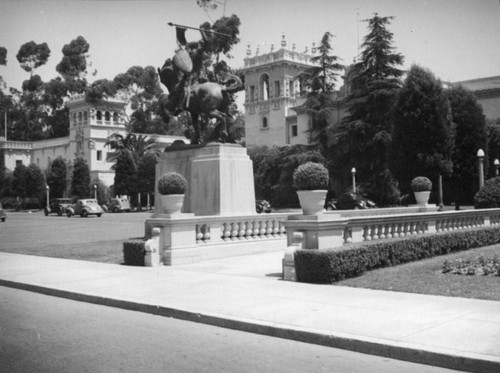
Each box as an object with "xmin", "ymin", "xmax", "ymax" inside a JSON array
[
  {"xmin": 262, "ymin": 117, "xmax": 268, "ymax": 128},
  {"xmin": 73, "ymin": 113, "xmax": 77, "ymax": 126},
  {"xmin": 260, "ymin": 74, "xmax": 270, "ymax": 101},
  {"xmin": 96, "ymin": 111, "xmax": 103, "ymax": 122},
  {"xmin": 83, "ymin": 111, "xmax": 88, "ymax": 123},
  {"xmin": 78, "ymin": 112, "xmax": 82, "ymax": 123},
  {"xmin": 105, "ymin": 111, "xmax": 111, "ymax": 123},
  {"xmin": 113, "ymin": 112, "xmax": 119, "ymax": 124}
]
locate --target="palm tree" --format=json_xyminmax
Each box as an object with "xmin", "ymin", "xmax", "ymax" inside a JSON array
[{"xmin": 105, "ymin": 133, "xmax": 159, "ymax": 170}]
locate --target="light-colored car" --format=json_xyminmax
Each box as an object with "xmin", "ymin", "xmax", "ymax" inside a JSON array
[
  {"xmin": 106, "ymin": 197, "xmax": 131, "ymax": 213},
  {"xmin": 66, "ymin": 199, "xmax": 104, "ymax": 218}
]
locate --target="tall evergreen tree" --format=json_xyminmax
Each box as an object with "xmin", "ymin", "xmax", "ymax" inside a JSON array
[
  {"xmin": 47, "ymin": 156, "xmax": 68, "ymax": 198},
  {"xmin": 333, "ymin": 14, "xmax": 404, "ymax": 205},
  {"xmin": 71, "ymin": 157, "xmax": 90, "ymax": 198},
  {"xmin": 446, "ymin": 85, "xmax": 487, "ymax": 206},
  {"xmin": 391, "ymin": 65, "xmax": 454, "ymax": 195},
  {"xmin": 298, "ymin": 32, "xmax": 344, "ymax": 156},
  {"xmin": 25, "ymin": 163, "xmax": 46, "ymax": 200},
  {"xmin": 12, "ymin": 163, "xmax": 28, "ymax": 198},
  {"xmin": 114, "ymin": 151, "xmax": 137, "ymax": 197}
]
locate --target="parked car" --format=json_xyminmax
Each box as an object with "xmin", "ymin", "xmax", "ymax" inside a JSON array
[
  {"xmin": 44, "ymin": 198, "xmax": 73, "ymax": 216},
  {"xmin": 66, "ymin": 199, "xmax": 104, "ymax": 218},
  {"xmin": 256, "ymin": 199, "xmax": 271, "ymax": 214},
  {"xmin": 106, "ymin": 197, "xmax": 131, "ymax": 213},
  {"xmin": 0, "ymin": 202, "xmax": 6, "ymax": 222},
  {"xmin": 336, "ymin": 193, "xmax": 377, "ymax": 210}
]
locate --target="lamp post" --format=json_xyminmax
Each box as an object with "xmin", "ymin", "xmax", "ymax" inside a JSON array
[
  {"xmin": 477, "ymin": 149, "xmax": 485, "ymax": 188},
  {"xmin": 351, "ymin": 167, "xmax": 356, "ymax": 193},
  {"xmin": 46, "ymin": 185, "xmax": 50, "ymax": 209},
  {"xmin": 94, "ymin": 184, "xmax": 97, "ymax": 200},
  {"xmin": 495, "ymin": 159, "xmax": 500, "ymax": 177}
]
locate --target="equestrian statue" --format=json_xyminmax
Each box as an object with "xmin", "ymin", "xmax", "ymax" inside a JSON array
[{"xmin": 158, "ymin": 22, "xmax": 244, "ymax": 145}]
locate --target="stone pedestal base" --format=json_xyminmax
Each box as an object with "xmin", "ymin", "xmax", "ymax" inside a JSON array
[{"xmin": 155, "ymin": 143, "xmax": 256, "ymax": 216}]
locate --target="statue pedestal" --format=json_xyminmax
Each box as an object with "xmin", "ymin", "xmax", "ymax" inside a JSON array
[{"xmin": 155, "ymin": 143, "xmax": 256, "ymax": 216}]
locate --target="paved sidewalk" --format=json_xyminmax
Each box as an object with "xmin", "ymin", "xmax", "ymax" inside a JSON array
[{"xmin": 0, "ymin": 251, "xmax": 499, "ymax": 373}]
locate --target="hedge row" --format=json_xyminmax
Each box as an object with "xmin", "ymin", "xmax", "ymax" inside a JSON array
[
  {"xmin": 123, "ymin": 239, "xmax": 147, "ymax": 266},
  {"xmin": 294, "ymin": 227, "xmax": 500, "ymax": 284}
]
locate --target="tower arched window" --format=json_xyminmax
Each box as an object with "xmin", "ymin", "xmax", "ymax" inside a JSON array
[
  {"xmin": 83, "ymin": 111, "xmax": 88, "ymax": 123},
  {"xmin": 96, "ymin": 111, "xmax": 103, "ymax": 123},
  {"xmin": 262, "ymin": 117, "xmax": 268, "ymax": 129},
  {"xmin": 78, "ymin": 112, "xmax": 82, "ymax": 123},
  {"xmin": 260, "ymin": 74, "xmax": 270, "ymax": 101},
  {"xmin": 113, "ymin": 112, "xmax": 119, "ymax": 124},
  {"xmin": 105, "ymin": 111, "xmax": 111, "ymax": 123}
]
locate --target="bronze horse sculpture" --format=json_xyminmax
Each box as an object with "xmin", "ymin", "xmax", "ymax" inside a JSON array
[{"xmin": 158, "ymin": 50, "xmax": 243, "ymax": 145}]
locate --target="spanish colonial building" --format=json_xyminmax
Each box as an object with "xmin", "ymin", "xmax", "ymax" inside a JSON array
[
  {"xmin": 0, "ymin": 95, "xmax": 185, "ymax": 190},
  {"xmin": 240, "ymin": 37, "xmax": 500, "ymax": 147}
]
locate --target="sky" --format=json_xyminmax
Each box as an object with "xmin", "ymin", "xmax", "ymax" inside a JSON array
[{"xmin": 1, "ymin": 0, "xmax": 500, "ymax": 96}]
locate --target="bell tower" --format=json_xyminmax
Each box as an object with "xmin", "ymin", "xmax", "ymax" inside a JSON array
[{"xmin": 239, "ymin": 34, "xmax": 317, "ymax": 147}]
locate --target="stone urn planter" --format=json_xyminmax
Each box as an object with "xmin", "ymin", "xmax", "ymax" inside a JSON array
[
  {"xmin": 293, "ymin": 162, "xmax": 329, "ymax": 215},
  {"xmin": 157, "ymin": 172, "xmax": 187, "ymax": 215},
  {"xmin": 411, "ymin": 176, "xmax": 432, "ymax": 206}
]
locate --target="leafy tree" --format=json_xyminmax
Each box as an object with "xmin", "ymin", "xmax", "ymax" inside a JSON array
[
  {"xmin": 391, "ymin": 65, "xmax": 454, "ymax": 196},
  {"xmin": 298, "ymin": 31, "xmax": 343, "ymax": 156},
  {"xmin": 47, "ymin": 156, "xmax": 68, "ymax": 198},
  {"xmin": 249, "ymin": 145, "xmax": 325, "ymax": 207},
  {"xmin": 136, "ymin": 152, "xmax": 158, "ymax": 197},
  {"xmin": 25, "ymin": 163, "xmax": 46, "ymax": 200},
  {"xmin": 16, "ymin": 41, "xmax": 51, "ymax": 77},
  {"xmin": 12, "ymin": 163, "xmax": 28, "ymax": 198},
  {"xmin": 56, "ymin": 36, "xmax": 90, "ymax": 93},
  {"xmin": 0, "ymin": 167, "xmax": 13, "ymax": 198},
  {"xmin": 71, "ymin": 157, "xmax": 90, "ymax": 198},
  {"xmin": 333, "ymin": 14, "xmax": 404, "ymax": 205},
  {"xmin": 90, "ymin": 178, "xmax": 109, "ymax": 205},
  {"xmin": 114, "ymin": 151, "xmax": 137, "ymax": 197},
  {"xmin": 0, "ymin": 46, "xmax": 6, "ymax": 65},
  {"xmin": 446, "ymin": 86, "xmax": 487, "ymax": 207}
]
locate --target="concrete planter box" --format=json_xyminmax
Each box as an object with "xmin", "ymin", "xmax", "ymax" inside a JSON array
[{"xmin": 297, "ymin": 190, "xmax": 327, "ymax": 215}]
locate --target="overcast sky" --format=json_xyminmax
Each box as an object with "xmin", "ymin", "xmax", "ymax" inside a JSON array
[{"xmin": 1, "ymin": 0, "xmax": 499, "ymax": 93}]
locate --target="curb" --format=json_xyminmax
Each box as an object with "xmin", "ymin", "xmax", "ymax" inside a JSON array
[{"xmin": 1, "ymin": 278, "xmax": 499, "ymax": 373}]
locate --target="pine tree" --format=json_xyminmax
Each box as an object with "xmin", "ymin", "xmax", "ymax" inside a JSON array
[
  {"xmin": 333, "ymin": 14, "xmax": 404, "ymax": 205},
  {"xmin": 298, "ymin": 32, "xmax": 344, "ymax": 156}
]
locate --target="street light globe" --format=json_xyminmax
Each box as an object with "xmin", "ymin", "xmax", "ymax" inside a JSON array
[
  {"xmin": 351, "ymin": 167, "xmax": 356, "ymax": 174},
  {"xmin": 477, "ymin": 149, "xmax": 485, "ymax": 158},
  {"xmin": 495, "ymin": 159, "xmax": 500, "ymax": 167},
  {"xmin": 46, "ymin": 185, "xmax": 49, "ymax": 190}
]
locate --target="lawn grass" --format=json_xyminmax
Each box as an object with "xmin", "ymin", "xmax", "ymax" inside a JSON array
[
  {"xmin": 1, "ymin": 240, "xmax": 126, "ymax": 264},
  {"xmin": 336, "ymin": 244, "xmax": 500, "ymax": 301}
]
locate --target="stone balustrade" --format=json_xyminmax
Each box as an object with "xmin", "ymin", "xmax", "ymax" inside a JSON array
[
  {"xmin": 146, "ymin": 212, "xmax": 293, "ymax": 265},
  {"xmin": 145, "ymin": 207, "xmax": 500, "ymax": 266}
]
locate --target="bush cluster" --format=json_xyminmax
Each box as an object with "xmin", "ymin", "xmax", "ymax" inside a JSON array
[
  {"xmin": 157, "ymin": 172, "xmax": 187, "ymax": 195},
  {"xmin": 410, "ymin": 176, "xmax": 432, "ymax": 192},
  {"xmin": 123, "ymin": 239, "xmax": 147, "ymax": 266},
  {"xmin": 293, "ymin": 162, "xmax": 329, "ymax": 190},
  {"xmin": 294, "ymin": 227, "xmax": 500, "ymax": 284},
  {"xmin": 474, "ymin": 177, "xmax": 500, "ymax": 208}
]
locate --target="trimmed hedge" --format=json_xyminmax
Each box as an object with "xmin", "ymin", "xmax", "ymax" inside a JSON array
[
  {"xmin": 123, "ymin": 238, "xmax": 147, "ymax": 266},
  {"xmin": 294, "ymin": 227, "xmax": 500, "ymax": 284}
]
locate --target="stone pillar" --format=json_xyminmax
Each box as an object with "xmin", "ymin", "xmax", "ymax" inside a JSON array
[{"xmin": 155, "ymin": 143, "xmax": 256, "ymax": 216}]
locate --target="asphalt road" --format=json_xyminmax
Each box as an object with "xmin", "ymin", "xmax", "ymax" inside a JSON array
[
  {"xmin": 0, "ymin": 286, "xmax": 461, "ymax": 373},
  {"xmin": 0, "ymin": 210, "xmax": 149, "ymax": 250}
]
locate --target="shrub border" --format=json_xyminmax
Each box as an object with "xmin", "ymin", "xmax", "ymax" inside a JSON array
[{"xmin": 294, "ymin": 226, "xmax": 500, "ymax": 284}]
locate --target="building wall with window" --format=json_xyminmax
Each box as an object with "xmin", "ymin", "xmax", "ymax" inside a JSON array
[
  {"xmin": 240, "ymin": 39, "xmax": 317, "ymax": 147},
  {"xmin": 0, "ymin": 95, "xmax": 187, "ymax": 191}
]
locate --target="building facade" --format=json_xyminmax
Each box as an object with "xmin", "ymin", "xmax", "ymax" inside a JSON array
[
  {"xmin": 239, "ymin": 37, "xmax": 318, "ymax": 147},
  {"xmin": 0, "ymin": 95, "xmax": 186, "ymax": 190}
]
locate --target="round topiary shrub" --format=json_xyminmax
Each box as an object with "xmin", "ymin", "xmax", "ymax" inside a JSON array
[
  {"xmin": 474, "ymin": 177, "xmax": 500, "ymax": 209},
  {"xmin": 157, "ymin": 172, "xmax": 187, "ymax": 195},
  {"xmin": 293, "ymin": 162, "xmax": 329, "ymax": 190},
  {"xmin": 410, "ymin": 176, "xmax": 432, "ymax": 192}
]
